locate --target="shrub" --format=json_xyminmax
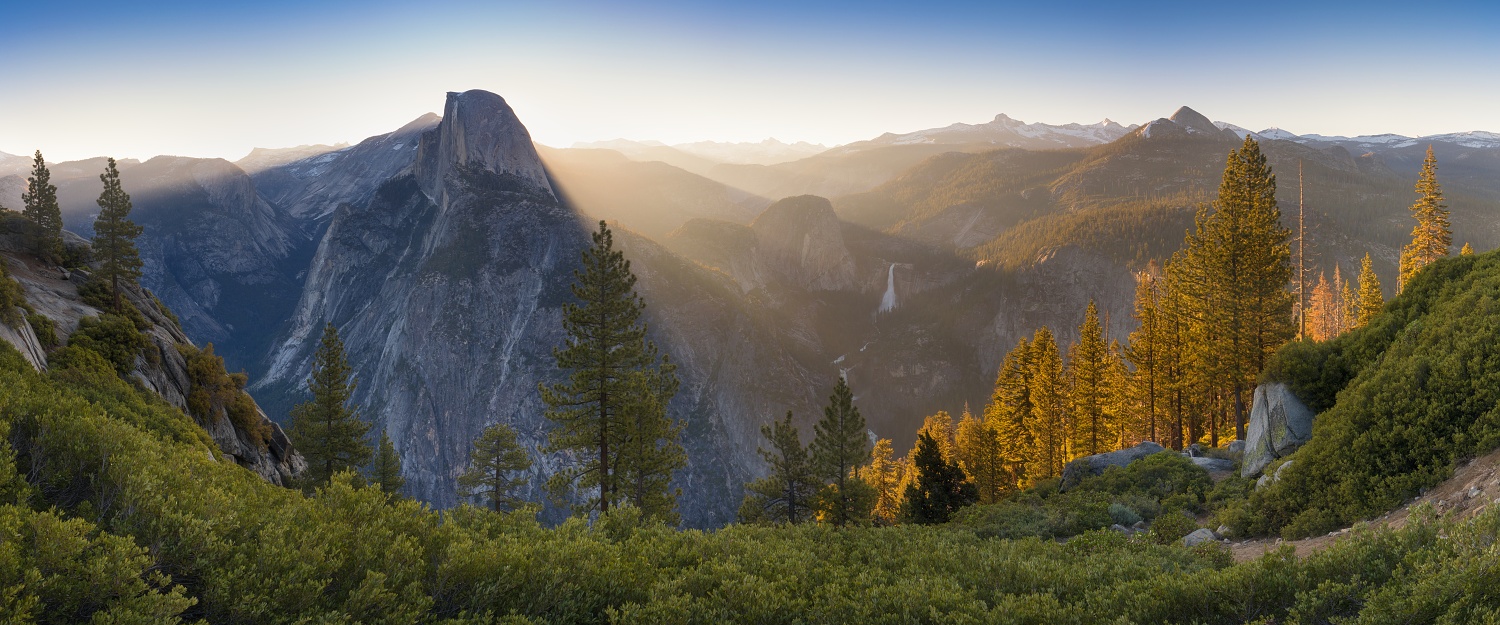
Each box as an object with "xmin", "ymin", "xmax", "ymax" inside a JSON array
[
  {"xmin": 68, "ymin": 314, "xmax": 149, "ymax": 376},
  {"xmin": 25, "ymin": 313, "xmax": 56, "ymax": 349},
  {"xmin": 1148, "ymin": 509, "xmax": 1198, "ymax": 545},
  {"xmin": 180, "ymin": 343, "xmax": 271, "ymax": 449},
  {"xmin": 1108, "ymin": 503, "xmax": 1142, "ymax": 527}
]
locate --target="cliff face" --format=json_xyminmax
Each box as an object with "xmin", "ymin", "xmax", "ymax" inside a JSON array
[
  {"xmin": 0, "ymin": 217, "xmax": 305, "ymax": 485},
  {"xmin": 257, "ymin": 91, "xmax": 590, "ymax": 512}
]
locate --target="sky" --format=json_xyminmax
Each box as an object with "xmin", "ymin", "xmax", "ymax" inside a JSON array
[{"xmin": 3, "ymin": 0, "xmax": 1499, "ymax": 162}]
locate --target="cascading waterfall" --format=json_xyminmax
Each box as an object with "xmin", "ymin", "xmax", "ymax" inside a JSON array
[{"xmin": 878, "ymin": 262, "xmax": 897, "ymax": 313}]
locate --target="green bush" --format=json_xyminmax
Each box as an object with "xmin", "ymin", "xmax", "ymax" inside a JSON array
[
  {"xmin": 67, "ymin": 314, "xmax": 149, "ymax": 376},
  {"xmin": 25, "ymin": 313, "xmax": 56, "ymax": 349},
  {"xmin": 1108, "ymin": 502, "xmax": 1142, "ymax": 527},
  {"xmin": 0, "ymin": 260, "xmax": 22, "ymax": 327},
  {"xmin": 181, "ymin": 343, "xmax": 271, "ymax": 449},
  {"xmin": 1148, "ymin": 509, "xmax": 1199, "ymax": 545}
]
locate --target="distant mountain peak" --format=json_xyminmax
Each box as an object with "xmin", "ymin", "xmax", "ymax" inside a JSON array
[{"xmin": 1168, "ymin": 106, "xmax": 1217, "ymax": 133}]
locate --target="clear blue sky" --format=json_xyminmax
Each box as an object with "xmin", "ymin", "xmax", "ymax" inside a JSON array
[{"xmin": 3, "ymin": 0, "xmax": 1498, "ymax": 161}]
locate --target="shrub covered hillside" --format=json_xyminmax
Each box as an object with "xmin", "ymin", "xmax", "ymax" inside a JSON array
[
  {"xmin": 1237, "ymin": 249, "xmax": 1500, "ymax": 538},
  {"xmin": 5, "ymin": 342, "xmax": 1500, "ymax": 622}
]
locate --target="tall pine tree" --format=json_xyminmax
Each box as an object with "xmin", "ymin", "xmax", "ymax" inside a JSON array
[
  {"xmin": 1356, "ymin": 253, "xmax": 1383, "ymax": 328},
  {"xmin": 1398, "ymin": 146, "xmax": 1451, "ymax": 292},
  {"xmin": 540, "ymin": 221, "xmax": 680, "ymax": 516},
  {"xmin": 954, "ymin": 407, "xmax": 1008, "ymax": 504},
  {"xmin": 457, "ymin": 422, "xmax": 533, "ymax": 512},
  {"xmin": 859, "ymin": 438, "xmax": 905, "ymax": 524},
  {"xmin": 614, "ymin": 361, "xmax": 685, "ymax": 524},
  {"xmin": 986, "ymin": 336, "xmax": 1035, "ymax": 486},
  {"xmin": 1175, "ymin": 136, "xmax": 1293, "ymax": 440},
  {"xmin": 92, "ymin": 158, "xmax": 144, "ymax": 311},
  {"xmin": 740, "ymin": 412, "xmax": 822, "ymax": 525},
  {"xmin": 288, "ymin": 323, "xmax": 371, "ymax": 489},
  {"xmin": 1067, "ymin": 301, "xmax": 1111, "ymax": 456},
  {"xmin": 21, "ymin": 150, "xmax": 63, "ymax": 263},
  {"xmin": 809, "ymin": 377, "xmax": 873, "ymax": 526},
  {"xmin": 1028, "ymin": 327, "xmax": 1069, "ymax": 479},
  {"xmin": 1126, "ymin": 267, "xmax": 1165, "ymax": 445}
]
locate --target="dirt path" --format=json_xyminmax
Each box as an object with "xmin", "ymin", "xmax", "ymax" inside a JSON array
[{"xmin": 1229, "ymin": 447, "xmax": 1500, "ymax": 562}]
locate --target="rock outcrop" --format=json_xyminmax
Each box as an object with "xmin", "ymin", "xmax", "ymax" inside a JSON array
[
  {"xmin": 1059, "ymin": 441, "xmax": 1166, "ymax": 490},
  {"xmin": 750, "ymin": 196, "xmax": 858, "ymax": 291},
  {"xmin": 1241, "ymin": 383, "xmax": 1315, "ymax": 477}
]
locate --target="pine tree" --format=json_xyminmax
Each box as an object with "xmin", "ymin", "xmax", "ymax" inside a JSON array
[
  {"xmin": 898, "ymin": 432, "xmax": 977, "ymax": 525},
  {"xmin": 1339, "ymin": 269, "xmax": 1359, "ymax": 335},
  {"xmin": 1356, "ymin": 253, "xmax": 1383, "ymax": 328},
  {"xmin": 740, "ymin": 412, "xmax": 822, "ymax": 525},
  {"xmin": 1175, "ymin": 136, "xmax": 1293, "ymax": 440},
  {"xmin": 1126, "ymin": 267, "xmax": 1165, "ymax": 445},
  {"xmin": 859, "ymin": 438, "xmax": 905, "ymax": 524},
  {"xmin": 809, "ymin": 377, "xmax": 872, "ymax": 526},
  {"xmin": 370, "ymin": 431, "xmax": 404, "ymax": 498},
  {"xmin": 1067, "ymin": 301, "xmax": 1111, "ymax": 456},
  {"xmin": 614, "ymin": 360, "xmax": 686, "ymax": 524},
  {"xmin": 1398, "ymin": 146, "xmax": 1451, "ymax": 291},
  {"xmin": 92, "ymin": 158, "xmax": 144, "ymax": 311},
  {"xmin": 288, "ymin": 323, "xmax": 371, "ymax": 489},
  {"xmin": 457, "ymin": 422, "xmax": 533, "ymax": 512},
  {"xmin": 21, "ymin": 151, "xmax": 63, "ymax": 263},
  {"xmin": 985, "ymin": 336, "xmax": 1034, "ymax": 486},
  {"xmin": 954, "ymin": 407, "xmax": 1008, "ymax": 505},
  {"xmin": 1028, "ymin": 327, "xmax": 1069, "ymax": 479},
  {"xmin": 1104, "ymin": 340, "xmax": 1131, "ymax": 449},
  {"xmin": 1461, "ymin": 243, "xmax": 1474, "ymax": 256},
  {"xmin": 540, "ymin": 221, "xmax": 679, "ymax": 516},
  {"xmin": 897, "ymin": 411, "xmax": 956, "ymax": 504}
]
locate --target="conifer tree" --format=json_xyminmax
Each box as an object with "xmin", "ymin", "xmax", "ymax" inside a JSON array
[
  {"xmin": 1461, "ymin": 243, "xmax": 1474, "ymax": 256},
  {"xmin": 289, "ymin": 323, "xmax": 371, "ymax": 489},
  {"xmin": 92, "ymin": 158, "xmax": 144, "ymax": 311},
  {"xmin": 897, "ymin": 411, "xmax": 957, "ymax": 503},
  {"xmin": 986, "ymin": 336, "xmax": 1035, "ymax": 485},
  {"xmin": 1398, "ymin": 146, "xmax": 1451, "ymax": 292},
  {"xmin": 1175, "ymin": 136, "xmax": 1293, "ymax": 439},
  {"xmin": 860, "ymin": 438, "xmax": 905, "ymax": 524},
  {"xmin": 809, "ymin": 377, "xmax": 873, "ymax": 526},
  {"xmin": 898, "ymin": 432, "xmax": 977, "ymax": 525},
  {"xmin": 457, "ymin": 422, "xmax": 532, "ymax": 512},
  {"xmin": 740, "ymin": 412, "xmax": 822, "ymax": 525},
  {"xmin": 954, "ymin": 407, "xmax": 1008, "ymax": 504},
  {"xmin": 1356, "ymin": 253, "xmax": 1383, "ymax": 328},
  {"xmin": 1104, "ymin": 340, "xmax": 1131, "ymax": 449},
  {"xmin": 1126, "ymin": 268, "xmax": 1165, "ymax": 445},
  {"xmin": 1339, "ymin": 269, "xmax": 1359, "ymax": 335},
  {"xmin": 614, "ymin": 361, "xmax": 686, "ymax": 524},
  {"xmin": 1067, "ymin": 301, "xmax": 1111, "ymax": 456},
  {"xmin": 21, "ymin": 151, "xmax": 63, "ymax": 263},
  {"xmin": 1308, "ymin": 272, "xmax": 1337, "ymax": 341},
  {"xmin": 370, "ymin": 431, "xmax": 404, "ymax": 498},
  {"xmin": 1028, "ymin": 327, "xmax": 1069, "ymax": 478},
  {"xmin": 540, "ymin": 221, "xmax": 679, "ymax": 516}
]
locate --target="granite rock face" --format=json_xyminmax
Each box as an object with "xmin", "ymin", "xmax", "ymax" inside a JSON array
[
  {"xmin": 750, "ymin": 195, "xmax": 858, "ymax": 292},
  {"xmin": 1241, "ymin": 383, "xmax": 1315, "ymax": 478}
]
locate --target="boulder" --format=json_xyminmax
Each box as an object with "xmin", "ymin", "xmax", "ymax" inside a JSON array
[
  {"xmin": 1226, "ymin": 440, "xmax": 1245, "ymax": 455},
  {"xmin": 1241, "ymin": 383, "xmax": 1314, "ymax": 477},
  {"xmin": 1182, "ymin": 528, "xmax": 1218, "ymax": 547},
  {"xmin": 0, "ymin": 307, "xmax": 47, "ymax": 372},
  {"xmin": 1191, "ymin": 457, "xmax": 1236, "ymax": 473},
  {"xmin": 1256, "ymin": 459, "xmax": 1295, "ymax": 490},
  {"xmin": 1059, "ymin": 441, "xmax": 1166, "ymax": 490}
]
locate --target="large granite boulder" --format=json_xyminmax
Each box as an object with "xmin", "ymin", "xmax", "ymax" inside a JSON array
[
  {"xmin": 1241, "ymin": 383, "xmax": 1315, "ymax": 477},
  {"xmin": 1059, "ymin": 441, "xmax": 1166, "ymax": 490}
]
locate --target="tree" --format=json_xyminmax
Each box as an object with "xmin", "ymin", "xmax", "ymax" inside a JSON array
[
  {"xmin": 1127, "ymin": 266, "xmax": 1165, "ymax": 445},
  {"xmin": 1355, "ymin": 253, "xmax": 1384, "ymax": 328},
  {"xmin": 896, "ymin": 411, "xmax": 957, "ymax": 505},
  {"xmin": 457, "ymin": 422, "xmax": 533, "ymax": 512},
  {"xmin": 1174, "ymin": 136, "xmax": 1293, "ymax": 440},
  {"xmin": 1340, "ymin": 269, "xmax": 1359, "ymax": 334},
  {"xmin": 986, "ymin": 336, "xmax": 1035, "ymax": 486},
  {"xmin": 288, "ymin": 323, "xmax": 371, "ymax": 489},
  {"xmin": 1461, "ymin": 243, "xmax": 1474, "ymax": 256},
  {"xmin": 370, "ymin": 431, "xmax": 404, "ymax": 498},
  {"xmin": 1398, "ymin": 146, "xmax": 1451, "ymax": 292},
  {"xmin": 859, "ymin": 438, "xmax": 904, "ymax": 524},
  {"xmin": 92, "ymin": 158, "xmax": 144, "ymax": 311},
  {"xmin": 1028, "ymin": 327, "xmax": 1069, "ymax": 478},
  {"xmin": 898, "ymin": 432, "xmax": 978, "ymax": 525},
  {"xmin": 740, "ymin": 412, "xmax": 821, "ymax": 525},
  {"xmin": 21, "ymin": 150, "xmax": 63, "ymax": 262},
  {"xmin": 540, "ymin": 220, "xmax": 680, "ymax": 517},
  {"xmin": 614, "ymin": 361, "xmax": 685, "ymax": 524},
  {"xmin": 1068, "ymin": 301, "xmax": 1112, "ymax": 456},
  {"xmin": 809, "ymin": 377, "xmax": 871, "ymax": 526},
  {"xmin": 954, "ymin": 407, "xmax": 1008, "ymax": 505}
]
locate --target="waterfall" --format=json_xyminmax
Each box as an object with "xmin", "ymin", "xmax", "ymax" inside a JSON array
[{"xmin": 878, "ymin": 262, "xmax": 897, "ymax": 313}]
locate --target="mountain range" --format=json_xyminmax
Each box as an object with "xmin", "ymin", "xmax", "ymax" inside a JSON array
[{"xmin": 4, "ymin": 97, "xmax": 1499, "ymax": 526}]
